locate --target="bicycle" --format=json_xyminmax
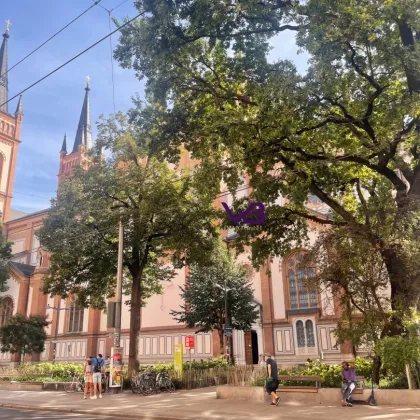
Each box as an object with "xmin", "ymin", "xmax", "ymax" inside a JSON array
[
  {"xmin": 65, "ymin": 371, "xmax": 84, "ymax": 393},
  {"xmin": 131, "ymin": 372, "xmax": 155, "ymax": 396},
  {"xmin": 155, "ymin": 371, "xmax": 176, "ymax": 393}
]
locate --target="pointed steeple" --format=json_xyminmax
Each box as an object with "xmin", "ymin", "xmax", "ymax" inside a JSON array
[
  {"xmin": 0, "ymin": 20, "xmax": 11, "ymax": 114},
  {"xmin": 72, "ymin": 77, "xmax": 92, "ymax": 153},
  {"xmin": 60, "ymin": 133, "xmax": 67, "ymax": 154},
  {"xmin": 14, "ymin": 94, "xmax": 23, "ymax": 116},
  {"xmin": 80, "ymin": 125, "xmax": 85, "ymax": 147}
]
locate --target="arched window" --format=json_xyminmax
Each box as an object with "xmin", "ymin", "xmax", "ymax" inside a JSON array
[
  {"xmin": 67, "ymin": 299, "xmax": 84, "ymax": 333},
  {"xmin": 296, "ymin": 320, "xmax": 306, "ymax": 348},
  {"xmin": 0, "ymin": 297, "xmax": 14, "ymax": 327},
  {"xmin": 306, "ymin": 319, "xmax": 315, "ymax": 347},
  {"xmin": 287, "ymin": 252, "xmax": 318, "ymax": 310},
  {"xmin": 295, "ymin": 319, "xmax": 316, "ymax": 353}
]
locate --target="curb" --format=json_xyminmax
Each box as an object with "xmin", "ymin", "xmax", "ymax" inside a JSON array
[{"xmin": 0, "ymin": 403, "xmax": 187, "ymax": 420}]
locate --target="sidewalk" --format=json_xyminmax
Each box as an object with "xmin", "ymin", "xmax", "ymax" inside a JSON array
[{"xmin": 0, "ymin": 388, "xmax": 419, "ymax": 420}]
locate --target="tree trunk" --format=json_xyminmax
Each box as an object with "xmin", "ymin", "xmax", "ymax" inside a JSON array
[
  {"xmin": 372, "ymin": 355, "xmax": 381, "ymax": 385},
  {"xmin": 128, "ymin": 272, "xmax": 142, "ymax": 376},
  {"xmin": 218, "ymin": 329, "xmax": 224, "ymax": 355},
  {"xmin": 382, "ymin": 247, "xmax": 419, "ymax": 333}
]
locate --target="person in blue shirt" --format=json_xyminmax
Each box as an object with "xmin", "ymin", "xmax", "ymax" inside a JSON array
[{"xmin": 90, "ymin": 354, "xmax": 105, "ymax": 398}]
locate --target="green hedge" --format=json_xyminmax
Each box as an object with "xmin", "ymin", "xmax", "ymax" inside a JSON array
[
  {"xmin": 138, "ymin": 359, "xmax": 227, "ymax": 373},
  {"xmin": 0, "ymin": 362, "xmax": 84, "ymax": 382},
  {"xmin": 275, "ymin": 357, "xmax": 373, "ymax": 388}
]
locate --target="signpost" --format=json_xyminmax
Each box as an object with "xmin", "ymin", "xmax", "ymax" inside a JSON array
[
  {"xmin": 224, "ymin": 326, "xmax": 232, "ymax": 363},
  {"xmin": 185, "ymin": 336, "xmax": 194, "ymax": 349},
  {"xmin": 184, "ymin": 336, "xmax": 194, "ymax": 379},
  {"xmin": 224, "ymin": 326, "xmax": 232, "ymax": 337},
  {"xmin": 110, "ymin": 347, "xmax": 124, "ymax": 390},
  {"xmin": 174, "ymin": 344, "xmax": 183, "ymax": 377}
]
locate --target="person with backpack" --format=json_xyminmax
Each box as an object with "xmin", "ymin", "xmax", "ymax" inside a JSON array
[{"xmin": 90, "ymin": 354, "xmax": 105, "ymax": 399}]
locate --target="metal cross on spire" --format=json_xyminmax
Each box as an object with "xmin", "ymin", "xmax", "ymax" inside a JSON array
[
  {"xmin": 86, "ymin": 75, "xmax": 90, "ymax": 88},
  {"xmin": 5, "ymin": 19, "xmax": 11, "ymax": 33}
]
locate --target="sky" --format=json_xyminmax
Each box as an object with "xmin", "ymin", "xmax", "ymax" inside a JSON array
[{"xmin": 2, "ymin": 1, "xmax": 308, "ymax": 214}]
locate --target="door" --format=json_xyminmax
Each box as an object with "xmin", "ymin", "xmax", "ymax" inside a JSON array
[{"xmin": 244, "ymin": 332, "xmax": 253, "ymax": 365}]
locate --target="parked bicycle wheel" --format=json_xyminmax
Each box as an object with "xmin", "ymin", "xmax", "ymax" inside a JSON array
[
  {"xmin": 78, "ymin": 378, "xmax": 85, "ymax": 392},
  {"xmin": 141, "ymin": 378, "xmax": 155, "ymax": 396},
  {"xmin": 131, "ymin": 377, "xmax": 141, "ymax": 394},
  {"xmin": 64, "ymin": 382, "xmax": 77, "ymax": 393},
  {"xmin": 165, "ymin": 379, "xmax": 175, "ymax": 393},
  {"xmin": 101, "ymin": 376, "xmax": 108, "ymax": 393}
]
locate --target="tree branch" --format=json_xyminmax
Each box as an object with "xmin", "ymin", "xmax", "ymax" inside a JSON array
[{"xmin": 355, "ymin": 179, "xmax": 370, "ymax": 227}]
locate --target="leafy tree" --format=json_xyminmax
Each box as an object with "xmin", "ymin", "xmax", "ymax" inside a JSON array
[
  {"xmin": 114, "ymin": 1, "xmax": 420, "ymax": 336},
  {"xmin": 0, "ymin": 222, "xmax": 13, "ymax": 297},
  {"xmin": 0, "ymin": 314, "xmax": 49, "ymax": 363},
  {"xmin": 375, "ymin": 311, "xmax": 420, "ymax": 387},
  {"xmin": 37, "ymin": 113, "xmax": 217, "ymax": 373},
  {"xmin": 171, "ymin": 240, "xmax": 259, "ymax": 355},
  {"xmin": 305, "ymin": 228, "xmax": 393, "ymax": 383}
]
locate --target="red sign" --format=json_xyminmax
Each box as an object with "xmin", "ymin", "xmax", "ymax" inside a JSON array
[{"xmin": 185, "ymin": 336, "xmax": 195, "ymax": 349}]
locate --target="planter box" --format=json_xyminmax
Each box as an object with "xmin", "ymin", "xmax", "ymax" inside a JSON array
[
  {"xmin": 216, "ymin": 385, "xmax": 265, "ymax": 403},
  {"xmin": 0, "ymin": 381, "xmax": 68, "ymax": 391},
  {"xmin": 0, "ymin": 382, "xmax": 44, "ymax": 391},
  {"xmin": 216, "ymin": 386, "xmax": 420, "ymax": 407}
]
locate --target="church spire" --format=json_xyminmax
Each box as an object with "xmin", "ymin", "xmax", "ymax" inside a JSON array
[
  {"xmin": 0, "ymin": 20, "xmax": 11, "ymax": 114},
  {"xmin": 14, "ymin": 94, "xmax": 23, "ymax": 116},
  {"xmin": 72, "ymin": 76, "xmax": 92, "ymax": 153},
  {"xmin": 60, "ymin": 133, "xmax": 67, "ymax": 154}
]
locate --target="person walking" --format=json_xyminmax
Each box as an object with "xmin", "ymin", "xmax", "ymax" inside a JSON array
[
  {"xmin": 264, "ymin": 353, "xmax": 280, "ymax": 406},
  {"xmin": 83, "ymin": 359, "xmax": 93, "ymax": 400},
  {"xmin": 91, "ymin": 354, "xmax": 105, "ymax": 399}
]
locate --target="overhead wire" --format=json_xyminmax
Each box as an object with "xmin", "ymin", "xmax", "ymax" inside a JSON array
[
  {"xmin": 94, "ymin": 0, "xmax": 132, "ymax": 113},
  {"xmin": 3, "ymin": 0, "xmax": 103, "ymax": 78},
  {"xmin": 0, "ymin": 10, "xmax": 146, "ymax": 109}
]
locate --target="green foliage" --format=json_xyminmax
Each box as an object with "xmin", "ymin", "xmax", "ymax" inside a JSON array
[
  {"xmin": 114, "ymin": 0, "xmax": 420, "ymax": 341},
  {"xmin": 18, "ymin": 362, "xmax": 84, "ymax": 379},
  {"xmin": 171, "ymin": 239, "xmax": 259, "ymax": 346},
  {"xmin": 375, "ymin": 311, "xmax": 420, "ymax": 375},
  {"xmin": 137, "ymin": 359, "xmax": 228, "ymax": 374},
  {"xmin": 37, "ymin": 113, "xmax": 218, "ymax": 372},
  {"xmin": 0, "ymin": 314, "xmax": 49, "ymax": 357},
  {"xmin": 0, "ymin": 362, "xmax": 84, "ymax": 382},
  {"xmin": 378, "ymin": 374, "xmax": 409, "ymax": 390},
  {"xmin": 0, "ymin": 222, "xmax": 12, "ymax": 296}
]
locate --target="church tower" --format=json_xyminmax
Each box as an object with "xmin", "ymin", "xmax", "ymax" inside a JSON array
[
  {"xmin": 0, "ymin": 20, "xmax": 23, "ymax": 222},
  {"xmin": 58, "ymin": 77, "xmax": 92, "ymax": 188}
]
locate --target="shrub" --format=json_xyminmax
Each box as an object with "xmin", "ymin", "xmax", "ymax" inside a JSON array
[{"xmin": 0, "ymin": 362, "xmax": 85, "ymax": 382}]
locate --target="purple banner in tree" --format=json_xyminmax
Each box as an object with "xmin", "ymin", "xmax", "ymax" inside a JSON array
[{"xmin": 222, "ymin": 202, "xmax": 265, "ymax": 225}]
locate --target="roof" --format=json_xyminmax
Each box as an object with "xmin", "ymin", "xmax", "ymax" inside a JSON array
[
  {"xmin": 72, "ymin": 83, "xmax": 92, "ymax": 153},
  {"xmin": 9, "ymin": 208, "xmax": 29, "ymax": 221},
  {"xmin": 9, "ymin": 261, "xmax": 35, "ymax": 277},
  {"xmin": 60, "ymin": 133, "xmax": 67, "ymax": 154},
  {"xmin": 5, "ymin": 208, "xmax": 50, "ymax": 224},
  {"xmin": 0, "ymin": 31, "xmax": 10, "ymax": 114}
]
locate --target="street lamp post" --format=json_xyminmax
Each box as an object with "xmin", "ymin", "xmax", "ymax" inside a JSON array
[
  {"xmin": 216, "ymin": 281, "xmax": 233, "ymax": 365},
  {"xmin": 46, "ymin": 303, "xmax": 70, "ymax": 363}
]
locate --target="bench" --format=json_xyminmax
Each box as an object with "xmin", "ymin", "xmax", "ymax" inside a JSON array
[
  {"xmin": 276, "ymin": 375, "xmax": 322, "ymax": 393},
  {"xmin": 352, "ymin": 376, "xmax": 365, "ymax": 396}
]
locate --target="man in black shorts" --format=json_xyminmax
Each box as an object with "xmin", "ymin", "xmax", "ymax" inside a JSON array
[{"xmin": 264, "ymin": 353, "xmax": 280, "ymax": 406}]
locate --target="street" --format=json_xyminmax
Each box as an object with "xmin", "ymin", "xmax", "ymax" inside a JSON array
[
  {"xmin": 0, "ymin": 389, "xmax": 419, "ymax": 420},
  {"xmin": 0, "ymin": 407, "xmax": 107, "ymax": 419}
]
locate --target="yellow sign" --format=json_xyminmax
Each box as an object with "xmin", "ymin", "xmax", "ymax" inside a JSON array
[{"xmin": 174, "ymin": 343, "xmax": 183, "ymax": 376}]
